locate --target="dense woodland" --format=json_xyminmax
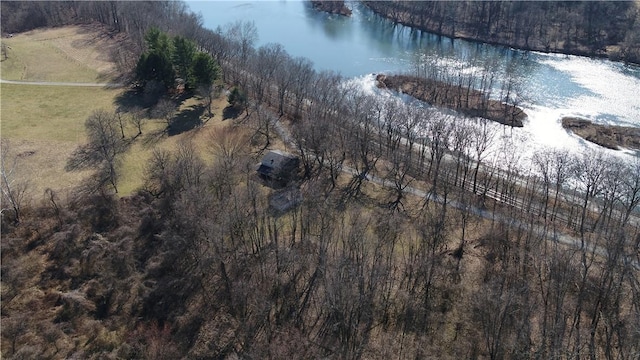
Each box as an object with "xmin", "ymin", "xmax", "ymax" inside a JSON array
[
  {"xmin": 363, "ymin": 1, "xmax": 640, "ymax": 64},
  {"xmin": 2, "ymin": 1, "xmax": 640, "ymax": 359}
]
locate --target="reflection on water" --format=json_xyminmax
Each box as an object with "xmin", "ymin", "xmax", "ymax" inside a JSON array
[
  {"xmin": 302, "ymin": 2, "xmax": 353, "ymax": 41},
  {"xmin": 187, "ymin": 0, "xmax": 640, "ymax": 159}
]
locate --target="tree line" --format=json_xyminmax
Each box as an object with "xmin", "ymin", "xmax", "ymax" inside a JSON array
[
  {"xmin": 363, "ymin": 1, "xmax": 640, "ymax": 64},
  {"xmin": 2, "ymin": 1, "xmax": 640, "ymax": 359}
]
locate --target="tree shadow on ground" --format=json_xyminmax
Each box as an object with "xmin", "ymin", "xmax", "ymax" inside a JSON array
[
  {"xmin": 141, "ymin": 128, "xmax": 168, "ymax": 147},
  {"xmin": 114, "ymin": 89, "xmax": 147, "ymax": 110},
  {"xmin": 223, "ymin": 105, "xmax": 243, "ymax": 120},
  {"xmin": 114, "ymin": 88, "xmax": 193, "ymax": 112},
  {"xmin": 168, "ymin": 104, "xmax": 205, "ymax": 136}
]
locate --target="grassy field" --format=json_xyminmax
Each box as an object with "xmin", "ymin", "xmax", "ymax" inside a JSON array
[
  {"xmin": 1, "ymin": 25, "xmax": 118, "ymax": 82},
  {"xmin": 1, "ymin": 26, "xmax": 231, "ymax": 200},
  {"xmin": 1, "ymin": 83, "xmax": 123, "ymax": 199}
]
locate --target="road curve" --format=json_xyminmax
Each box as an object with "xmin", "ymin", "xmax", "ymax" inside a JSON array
[{"xmin": 0, "ymin": 78, "xmax": 124, "ymax": 88}]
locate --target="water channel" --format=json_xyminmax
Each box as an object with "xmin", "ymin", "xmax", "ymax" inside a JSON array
[{"xmin": 187, "ymin": 0, "xmax": 640, "ymax": 164}]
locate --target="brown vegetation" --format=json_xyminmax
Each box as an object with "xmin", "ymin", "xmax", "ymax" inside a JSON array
[
  {"xmin": 377, "ymin": 74, "xmax": 526, "ymax": 127},
  {"xmin": 562, "ymin": 117, "xmax": 640, "ymax": 151}
]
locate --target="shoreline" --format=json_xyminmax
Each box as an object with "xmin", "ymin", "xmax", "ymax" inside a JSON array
[
  {"xmin": 310, "ymin": 1, "xmax": 351, "ymax": 17},
  {"xmin": 362, "ymin": 2, "xmax": 640, "ymax": 66},
  {"xmin": 376, "ymin": 74, "xmax": 526, "ymax": 127}
]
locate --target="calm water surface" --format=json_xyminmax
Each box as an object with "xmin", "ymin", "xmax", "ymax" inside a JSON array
[{"xmin": 187, "ymin": 0, "xmax": 640, "ymax": 160}]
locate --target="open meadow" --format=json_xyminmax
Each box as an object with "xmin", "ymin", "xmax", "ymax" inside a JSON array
[{"xmin": 1, "ymin": 25, "xmax": 229, "ymax": 200}]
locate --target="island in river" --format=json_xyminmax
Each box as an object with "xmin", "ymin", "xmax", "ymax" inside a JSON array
[
  {"xmin": 562, "ymin": 117, "xmax": 640, "ymax": 151},
  {"xmin": 376, "ymin": 74, "xmax": 526, "ymax": 127}
]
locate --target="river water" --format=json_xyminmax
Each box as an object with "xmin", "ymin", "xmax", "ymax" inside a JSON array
[{"xmin": 187, "ymin": 0, "xmax": 640, "ymax": 163}]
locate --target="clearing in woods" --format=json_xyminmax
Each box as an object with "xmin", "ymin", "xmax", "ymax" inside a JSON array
[{"xmin": 1, "ymin": 25, "xmax": 229, "ymax": 199}]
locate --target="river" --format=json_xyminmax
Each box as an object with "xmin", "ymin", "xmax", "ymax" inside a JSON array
[{"xmin": 186, "ymin": 0, "xmax": 640, "ymax": 164}]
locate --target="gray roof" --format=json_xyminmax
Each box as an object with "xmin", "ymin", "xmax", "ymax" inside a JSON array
[{"xmin": 257, "ymin": 150, "xmax": 299, "ymax": 178}]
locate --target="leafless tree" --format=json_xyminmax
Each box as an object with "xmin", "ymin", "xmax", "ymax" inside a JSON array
[
  {"xmin": 152, "ymin": 98, "xmax": 178, "ymax": 129},
  {"xmin": 225, "ymin": 20, "xmax": 257, "ymax": 84},
  {"xmin": 425, "ymin": 112, "xmax": 453, "ymax": 200},
  {"xmin": 2, "ymin": 314, "xmax": 28, "ymax": 355},
  {"xmin": 128, "ymin": 106, "xmax": 146, "ymax": 138},
  {"xmin": 384, "ymin": 140, "xmax": 414, "ymax": 211},
  {"xmin": 66, "ymin": 110, "xmax": 129, "ymax": 193},
  {"xmin": 1, "ymin": 139, "xmax": 29, "ymax": 223},
  {"xmin": 288, "ymin": 57, "xmax": 315, "ymax": 119},
  {"xmin": 249, "ymin": 105, "xmax": 278, "ymax": 152},
  {"xmin": 470, "ymin": 118, "xmax": 495, "ymax": 194},
  {"xmin": 206, "ymin": 126, "xmax": 251, "ymax": 200},
  {"xmin": 573, "ymin": 148, "xmax": 608, "ymax": 238},
  {"xmin": 343, "ymin": 93, "xmax": 381, "ymax": 199},
  {"xmin": 143, "ymin": 139, "xmax": 206, "ymax": 220},
  {"xmin": 198, "ymin": 83, "xmax": 221, "ymax": 119},
  {"xmin": 620, "ymin": 156, "xmax": 640, "ymax": 226}
]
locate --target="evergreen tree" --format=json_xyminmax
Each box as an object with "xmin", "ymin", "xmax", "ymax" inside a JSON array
[
  {"xmin": 191, "ymin": 52, "xmax": 220, "ymax": 87},
  {"xmin": 173, "ymin": 36, "xmax": 197, "ymax": 89},
  {"xmin": 135, "ymin": 28, "xmax": 176, "ymax": 90}
]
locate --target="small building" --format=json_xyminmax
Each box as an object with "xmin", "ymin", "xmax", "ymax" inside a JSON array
[{"xmin": 256, "ymin": 150, "xmax": 300, "ymax": 187}]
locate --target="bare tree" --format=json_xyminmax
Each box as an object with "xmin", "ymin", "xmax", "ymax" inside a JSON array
[
  {"xmin": 66, "ymin": 110, "xmax": 129, "ymax": 193},
  {"xmin": 198, "ymin": 83, "xmax": 222, "ymax": 119},
  {"xmin": 344, "ymin": 93, "xmax": 381, "ymax": 199},
  {"xmin": 249, "ymin": 43, "xmax": 288, "ymax": 107},
  {"xmin": 225, "ymin": 20, "xmax": 258, "ymax": 84},
  {"xmin": 249, "ymin": 105, "xmax": 277, "ymax": 152},
  {"xmin": 128, "ymin": 106, "xmax": 146, "ymax": 138},
  {"xmin": 288, "ymin": 57, "xmax": 315, "ymax": 119},
  {"xmin": 620, "ymin": 156, "xmax": 640, "ymax": 226},
  {"xmin": 272, "ymin": 50, "xmax": 295, "ymax": 116},
  {"xmin": 573, "ymin": 149, "xmax": 608, "ymax": 238},
  {"xmin": 425, "ymin": 112, "xmax": 453, "ymax": 200},
  {"xmin": 207, "ymin": 126, "xmax": 251, "ymax": 200},
  {"xmin": 384, "ymin": 142, "xmax": 414, "ymax": 211},
  {"xmin": 152, "ymin": 98, "xmax": 178, "ymax": 129},
  {"xmin": 450, "ymin": 117, "xmax": 473, "ymax": 189},
  {"xmin": 533, "ymin": 150, "xmax": 553, "ymax": 219},
  {"xmin": 470, "ymin": 118, "xmax": 495, "ymax": 194},
  {"xmin": 1, "ymin": 139, "xmax": 29, "ymax": 223}
]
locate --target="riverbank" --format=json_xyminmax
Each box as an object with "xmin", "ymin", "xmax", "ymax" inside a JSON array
[
  {"xmin": 310, "ymin": 1, "xmax": 351, "ymax": 16},
  {"xmin": 362, "ymin": 1, "xmax": 640, "ymax": 65},
  {"xmin": 376, "ymin": 74, "xmax": 526, "ymax": 127},
  {"xmin": 562, "ymin": 117, "xmax": 640, "ymax": 151}
]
